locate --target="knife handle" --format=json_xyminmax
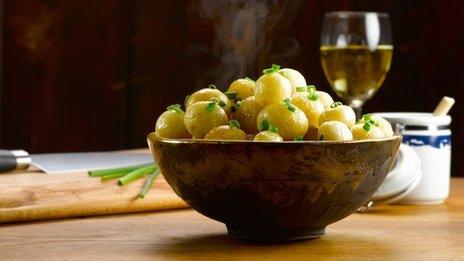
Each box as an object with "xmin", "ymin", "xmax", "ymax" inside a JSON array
[{"xmin": 0, "ymin": 150, "xmax": 30, "ymax": 172}]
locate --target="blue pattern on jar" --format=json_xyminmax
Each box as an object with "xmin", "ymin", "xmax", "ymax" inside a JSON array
[{"xmin": 403, "ymin": 135, "xmax": 451, "ymax": 149}]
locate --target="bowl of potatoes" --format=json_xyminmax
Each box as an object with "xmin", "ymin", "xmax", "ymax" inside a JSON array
[{"xmin": 148, "ymin": 64, "xmax": 401, "ymax": 241}]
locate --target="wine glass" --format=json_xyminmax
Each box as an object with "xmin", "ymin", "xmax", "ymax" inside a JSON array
[{"xmin": 320, "ymin": 12, "xmax": 393, "ymax": 118}]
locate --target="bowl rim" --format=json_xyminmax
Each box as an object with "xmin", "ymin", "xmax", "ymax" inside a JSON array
[{"xmin": 147, "ymin": 132, "xmax": 402, "ymax": 145}]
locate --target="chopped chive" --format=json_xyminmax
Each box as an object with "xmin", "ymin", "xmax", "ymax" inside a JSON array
[
  {"xmin": 294, "ymin": 136, "xmax": 304, "ymax": 141},
  {"xmin": 363, "ymin": 122, "xmax": 372, "ymax": 132},
  {"xmin": 260, "ymin": 119, "xmax": 270, "ymax": 131},
  {"xmin": 88, "ymin": 163, "xmax": 153, "ymax": 177},
  {"xmin": 205, "ymin": 101, "xmax": 217, "ymax": 112},
  {"xmin": 263, "ymin": 64, "xmax": 281, "ymax": 74},
  {"xmin": 263, "ymin": 68, "xmax": 274, "ymax": 74},
  {"xmin": 208, "ymin": 84, "xmax": 217, "ymax": 89},
  {"xmin": 225, "ymin": 92, "xmax": 238, "ymax": 100},
  {"xmin": 218, "ymin": 101, "xmax": 227, "ymax": 107},
  {"xmin": 361, "ymin": 114, "xmax": 379, "ymax": 131},
  {"xmin": 363, "ymin": 114, "xmax": 372, "ymax": 122},
  {"xmin": 283, "ymin": 98, "xmax": 296, "ymax": 112},
  {"xmin": 367, "ymin": 119, "xmax": 379, "ymax": 127},
  {"xmin": 330, "ymin": 101, "xmax": 342, "ymax": 108},
  {"xmin": 118, "ymin": 165, "xmax": 156, "ymax": 186},
  {"xmin": 307, "ymin": 85, "xmax": 316, "ymax": 93},
  {"xmin": 269, "ymin": 124, "xmax": 278, "ymax": 133},
  {"xmin": 296, "ymin": 86, "xmax": 306, "ymax": 92},
  {"xmin": 287, "ymin": 104, "xmax": 296, "ymax": 112},
  {"xmin": 100, "ymin": 172, "xmax": 129, "ymax": 180},
  {"xmin": 283, "ymin": 98, "xmax": 291, "ymax": 106},
  {"xmin": 229, "ymin": 120, "xmax": 240, "ymax": 129},
  {"xmin": 307, "ymin": 92, "xmax": 318, "ymax": 101},
  {"xmin": 167, "ymin": 104, "xmax": 183, "ymax": 113},
  {"xmin": 139, "ymin": 168, "xmax": 161, "ymax": 198},
  {"xmin": 245, "ymin": 77, "xmax": 255, "ymax": 83}
]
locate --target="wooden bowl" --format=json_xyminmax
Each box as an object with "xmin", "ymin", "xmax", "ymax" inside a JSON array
[{"xmin": 147, "ymin": 133, "xmax": 402, "ymax": 241}]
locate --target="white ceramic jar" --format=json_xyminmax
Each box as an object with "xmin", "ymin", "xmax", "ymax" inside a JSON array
[{"xmin": 374, "ymin": 112, "xmax": 452, "ymax": 204}]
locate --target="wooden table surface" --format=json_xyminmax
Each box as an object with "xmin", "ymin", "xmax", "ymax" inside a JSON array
[{"xmin": 1, "ymin": 178, "xmax": 463, "ymax": 260}]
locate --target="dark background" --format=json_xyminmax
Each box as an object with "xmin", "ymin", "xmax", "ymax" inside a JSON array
[{"xmin": 1, "ymin": 0, "xmax": 462, "ymax": 176}]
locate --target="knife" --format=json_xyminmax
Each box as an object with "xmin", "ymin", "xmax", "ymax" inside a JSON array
[
  {"xmin": 0, "ymin": 150, "xmax": 31, "ymax": 172},
  {"xmin": 0, "ymin": 150, "xmax": 153, "ymax": 174}
]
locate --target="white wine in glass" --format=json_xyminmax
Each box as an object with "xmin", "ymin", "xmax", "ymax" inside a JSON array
[{"xmin": 320, "ymin": 12, "xmax": 393, "ymax": 118}]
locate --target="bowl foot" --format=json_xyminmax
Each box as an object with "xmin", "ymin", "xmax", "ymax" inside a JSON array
[{"xmin": 226, "ymin": 224, "xmax": 325, "ymax": 242}]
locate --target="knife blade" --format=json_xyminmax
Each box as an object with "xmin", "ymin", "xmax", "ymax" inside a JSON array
[{"xmin": 0, "ymin": 150, "xmax": 153, "ymax": 174}]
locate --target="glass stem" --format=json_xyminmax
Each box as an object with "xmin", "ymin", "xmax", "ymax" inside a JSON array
[{"xmin": 350, "ymin": 104, "xmax": 363, "ymax": 120}]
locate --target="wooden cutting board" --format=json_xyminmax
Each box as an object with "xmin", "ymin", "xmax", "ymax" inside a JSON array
[{"xmin": 0, "ymin": 168, "xmax": 188, "ymax": 223}]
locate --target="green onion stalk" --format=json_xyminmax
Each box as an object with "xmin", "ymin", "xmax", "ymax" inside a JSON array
[{"xmin": 88, "ymin": 163, "xmax": 160, "ymax": 198}]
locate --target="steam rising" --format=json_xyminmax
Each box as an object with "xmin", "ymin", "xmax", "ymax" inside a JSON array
[{"xmin": 187, "ymin": 0, "xmax": 302, "ymax": 90}]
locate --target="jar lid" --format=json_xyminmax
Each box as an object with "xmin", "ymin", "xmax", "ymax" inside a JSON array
[{"xmin": 373, "ymin": 112, "xmax": 451, "ymax": 126}]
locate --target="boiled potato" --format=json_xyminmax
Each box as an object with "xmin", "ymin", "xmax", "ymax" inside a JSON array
[
  {"xmin": 256, "ymin": 100, "xmax": 309, "ymax": 140},
  {"xmin": 318, "ymin": 121, "xmax": 353, "ymax": 141},
  {"xmin": 319, "ymin": 103, "xmax": 356, "ymax": 128},
  {"xmin": 253, "ymin": 131, "xmax": 283, "ymax": 142},
  {"xmin": 352, "ymin": 124, "xmax": 385, "ymax": 140},
  {"xmin": 291, "ymin": 95, "xmax": 325, "ymax": 128},
  {"xmin": 278, "ymin": 68, "xmax": 307, "ymax": 94},
  {"xmin": 184, "ymin": 101, "xmax": 228, "ymax": 138},
  {"xmin": 155, "ymin": 66, "xmax": 390, "ymax": 143},
  {"xmin": 255, "ymin": 73, "xmax": 292, "ymax": 107},
  {"xmin": 317, "ymin": 91, "xmax": 334, "ymax": 108},
  {"xmin": 155, "ymin": 105, "xmax": 190, "ymax": 139},
  {"xmin": 359, "ymin": 114, "xmax": 394, "ymax": 137},
  {"xmin": 185, "ymin": 88, "xmax": 232, "ymax": 113},
  {"xmin": 227, "ymin": 79, "xmax": 255, "ymax": 101},
  {"xmin": 204, "ymin": 120, "xmax": 247, "ymax": 140},
  {"xmin": 231, "ymin": 96, "xmax": 263, "ymax": 134}
]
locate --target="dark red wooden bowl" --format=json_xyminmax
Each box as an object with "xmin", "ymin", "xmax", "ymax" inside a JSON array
[{"xmin": 147, "ymin": 133, "xmax": 402, "ymax": 241}]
